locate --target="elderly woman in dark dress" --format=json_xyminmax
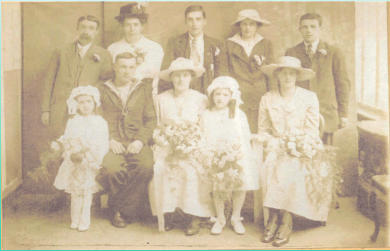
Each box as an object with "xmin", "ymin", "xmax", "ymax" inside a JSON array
[{"xmin": 226, "ymin": 9, "xmax": 274, "ymax": 133}]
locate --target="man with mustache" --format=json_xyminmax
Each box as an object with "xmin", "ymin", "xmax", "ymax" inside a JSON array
[
  {"xmin": 41, "ymin": 15, "xmax": 112, "ymax": 138},
  {"xmin": 286, "ymin": 13, "xmax": 350, "ymax": 145},
  {"xmin": 160, "ymin": 5, "xmax": 228, "ymax": 94}
]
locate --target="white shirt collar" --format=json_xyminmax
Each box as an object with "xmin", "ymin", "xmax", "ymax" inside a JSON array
[
  {"xmin": 304, "ymin": 39, "xmax": 320, "ymax": 52},
  {"xmin": 76, "ymin": 42, "xmax": 92, "ymax": 58},
  {"xmin": 104, "ymin": 79, "xmax": 142, "ymax": 106},
  {"xmin": 188, "ymin": 32, "xmax": 204, "ymax": 41},
  {"xmin": 122, "ymin": 35, "xmax": 146, "ymax": 47},
  {"xmin": 228, "ymin": 33, "xmax": 264, "ymax": 57}
]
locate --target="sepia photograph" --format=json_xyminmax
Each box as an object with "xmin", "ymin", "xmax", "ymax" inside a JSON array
[{"xmin": 1, "ymin": 1, "xmax": 389, "ymax": 249}]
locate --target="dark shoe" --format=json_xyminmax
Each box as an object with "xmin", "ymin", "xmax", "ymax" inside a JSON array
[
  {"xmin": 164, "ymin": 222, "xmax": 174, "ymax": 231},
  {"xmin": 272, "ymin": 212, "xmax": 292, "ymax": 247},
  {"xmin": 261, "ymin": 212, "xmax": 279, "ymax": 243},
  {"xmin": 185, "ymin": 219, "xmax": 200, "ymax": 236},
  {"xmin": 111, "ymin": 212, "xmax": 127, "ymax": 228},
  {"xmin": 272, "ymin": 234, "xmax": 290, "ymax": 247}
]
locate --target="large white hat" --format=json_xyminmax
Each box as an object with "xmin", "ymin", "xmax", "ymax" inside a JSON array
[
  {"xmin": 159, "ymin": 57, "xmax": 205, "ymax": 82},
  {"xmin": 207, "ymin": 76, "xmax": 243, "ymax": 106},
  {"xmin": 66, "ymin": 85, "xmax": 101, "ymax": 115},
  {"xmin": 232, "ymin": 9, "xmax": 270, "ymax": 26},
  {"xmin": 261, "ymin": 56, "xmax": 315, "ymax": 82}
]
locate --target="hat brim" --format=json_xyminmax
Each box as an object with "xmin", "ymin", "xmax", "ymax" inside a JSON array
[
  {"xmin": 261, "ymin": 64, "xmax": 315, "ymax": 82},
  {"xmin": 159, "ymin": 66, "xmax": 205, "ymax": 82},
  {"xmin": 232, "ymin": 16, "xmax": 271, "ymax": 26}
]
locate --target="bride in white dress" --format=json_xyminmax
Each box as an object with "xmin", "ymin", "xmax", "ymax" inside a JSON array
[{"xmin": 150, "ymin": 58, "xmax": 214, "ymax": 235}]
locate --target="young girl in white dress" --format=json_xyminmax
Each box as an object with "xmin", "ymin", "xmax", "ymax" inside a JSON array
[
  {"xmin": 52, "ymin": 86, "xmax": 109, "ymax": 231},
  {"xmin": 200, "ymin": 76, "xmax": 259, "ymax": 235}
]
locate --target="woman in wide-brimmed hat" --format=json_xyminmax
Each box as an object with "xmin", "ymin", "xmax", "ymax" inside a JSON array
[
  {"xmin": 256, "ymin": 56, "xmax": 334, "ymax": 246},
  {"xmin": 108, "ymin": 3, "xmax": 164, "ymax": 80},
  {"xmin": 149, "ymin": 58, "xmax": 214, "ymax": 235},
  {"xmin": 226, "ymin": 9, "xmax": 274, "ymax": 133}
]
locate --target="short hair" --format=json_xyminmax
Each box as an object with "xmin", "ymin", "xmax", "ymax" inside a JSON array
[
  {"xmin": 114, "ymin": 52, "xmax": 136, "ymax": 64},
  {"xmin": 299, "ymin": 13, "xmax": 322, "ymax": 27},
  {"xmin": 184, "ymin": 5, "xmax": 206, "ymax": 19},
  {"xmin": 77, "ymin": 15, "xmax": 100, "ymax": 29}
]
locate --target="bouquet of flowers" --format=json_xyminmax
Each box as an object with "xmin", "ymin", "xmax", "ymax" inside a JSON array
[
  {"xmin": 58, "ymin": 137, "xmax": 90, "ymax": 164},
  {"xmin": 197, "ymin": 140, "xmax": 244, "ymax": 200},
  {"xmin": 279, "ymin": 129, "xmax": 341, "ymax": 209},
  {"xmin": 281, "ymin": 129, "xmax": 323, "ymax": 159},
  {"xmin": 153, "ymin": 121, "xmax": 202, "ymax": 164}
]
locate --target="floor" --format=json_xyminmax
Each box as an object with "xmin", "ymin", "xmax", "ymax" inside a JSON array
[{"xmin": 1, "ymin": 196, "xmax": 388, "ymax": 250}]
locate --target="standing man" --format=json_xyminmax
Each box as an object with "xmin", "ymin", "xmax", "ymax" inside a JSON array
[
  {"xmin": 161, "ymin": 5, "xmax": 228, "ymax": 94},
  {"xmin": 97, "ymin": 52, "xmax": 156, "ymax": 228},
  {"xmin": 286, "ymin": 13, "xmax": 350, "ymax": 144},
  {"xmin": 41, "ymin": 15, "xmax": 112, "ymax": 138}
]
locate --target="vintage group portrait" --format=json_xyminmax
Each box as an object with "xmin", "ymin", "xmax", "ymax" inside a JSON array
[{"xmin": 1, "ymin": 1, "xmax": 389, "ymax": 249}]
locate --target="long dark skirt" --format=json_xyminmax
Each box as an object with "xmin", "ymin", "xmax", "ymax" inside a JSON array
[{"xmin": 97, "ymin": 146, "xmax": 154, "ymax": 222}]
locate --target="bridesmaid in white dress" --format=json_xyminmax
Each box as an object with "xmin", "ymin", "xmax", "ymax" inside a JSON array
[
  {"xmin": 257, "ymin": 56, "xmax": 329, "ymax": 247},
  {"xmin": 150, "ymin": 57, "xmax": 214, "ymax": 235},
  {"xmin": 200, "ymin": 76, "xmax": 259, "ymax": 235}
]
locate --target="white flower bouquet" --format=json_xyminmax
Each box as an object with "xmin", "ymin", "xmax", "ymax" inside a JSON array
[
  {"xmin": 198, "ymin": 140, "xmax": 244, "ymax": 200},
  {"xmin": 153, "ymin": 121, "xmax": 202, "ymax": 162},
  {"xmin": 281, "ymin": 129, "xmax": 323, "ymax": 159},
  {"xmin": 271, "ymin": 129, "xmax": 342, "ymax": 209}
]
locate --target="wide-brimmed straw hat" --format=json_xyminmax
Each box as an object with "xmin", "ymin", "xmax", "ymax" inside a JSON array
[
  {"xmin": 232, "ymin": 9, "xmax": 270, "ymax": 26},
  {"xmin": 159, "ymin": 57, "xmax": 205, "ymax": 82},
  {"xmin": 261, "ymin": 56, "xmax": 315, "ymax": 82},
  {"xmin": 115, "ymin": 3, "xmax": 148, "ymax": 23}
]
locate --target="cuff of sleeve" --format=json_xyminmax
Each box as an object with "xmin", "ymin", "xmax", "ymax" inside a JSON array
[{"xmin": 134, "ymin": 135, "xmax": 148, "ymax": 146}]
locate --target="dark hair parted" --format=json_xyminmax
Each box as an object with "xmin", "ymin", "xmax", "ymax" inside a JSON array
[
  {"xmin": 119, "ymin": 14, "xmax": 148, "ymax": 25},
  {"xmin": 185, "ymin": 5, "xmax": 206, "ymax": 19},
  {"xmin": 77, "ymin": 15, "xmax": 100, "ymax": 29},
  {"xmin": 300, "ymin": 13, "xmax": 322, "ymax": 27},
  {"xmin": 115, "ymin": 52, "xmax": 136, "ymax": 64}
]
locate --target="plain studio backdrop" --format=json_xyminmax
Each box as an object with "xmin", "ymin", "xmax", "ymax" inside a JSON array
[{"xmin": 20, "ymin": 2, "xmax": 357, "ymax": 194}]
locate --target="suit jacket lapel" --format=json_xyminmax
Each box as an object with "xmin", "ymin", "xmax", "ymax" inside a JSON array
[
  {"xmin": 66, "ymin": 42, "xmax": 84, "ymax": 86},
  {"xmin": 297, "ymin": 42, "xmax": 312, "ymax": 68},
  {"xmin": 229, "ymin": 40, "xmax": 250, "ymax": 65},
  {"xmin": 177, "ymin": 33, "xmax": 190, "ymax": 58},
  {"xmin": 203, "ymin": 35, "xmax": 212, "ymax": 68}
]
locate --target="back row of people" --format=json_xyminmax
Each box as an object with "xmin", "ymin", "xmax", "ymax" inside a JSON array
[{"xmin": 41, "ymin": 3, "xmax": 350, "ymax": 140}]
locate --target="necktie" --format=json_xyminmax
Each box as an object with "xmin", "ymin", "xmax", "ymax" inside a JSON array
[
  {"xmin": 190, "ymin": 37, "xmax": 201, "ymax": 66},
  {"xmin": 307, "ymin": 43, "xmax": 314, "ymax": 59}
]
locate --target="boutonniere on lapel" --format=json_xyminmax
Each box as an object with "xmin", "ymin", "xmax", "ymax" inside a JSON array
[
  {"xmin": 92, "ymin": 53, "xmax": 101, "ymax": 62},
  {"xmin": 253, "ymin": 55, "xmax": 266, "ymax": 67},
  {"xmin": 134, "ymin": 47, "xmax": 147, "ymax": 65},
  {"xmin": 318, "ymin": 49, "xmax": 327, "ymax": 56}
]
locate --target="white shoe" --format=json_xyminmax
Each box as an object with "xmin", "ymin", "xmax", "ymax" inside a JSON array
[
  {"xmin": 211, "ymin": 219, "xmax": 226, "ymax": 235},
  {"xmin": 78, "ymin": 225, "xmax": 89, "ymax": 232},
  {"xmin": 231, "ymin": 217, "xmax": 245, "ymax": 235},
  {"xmin": 70, "ymin": 223, "xmax": 78, "ymax": 229}
]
